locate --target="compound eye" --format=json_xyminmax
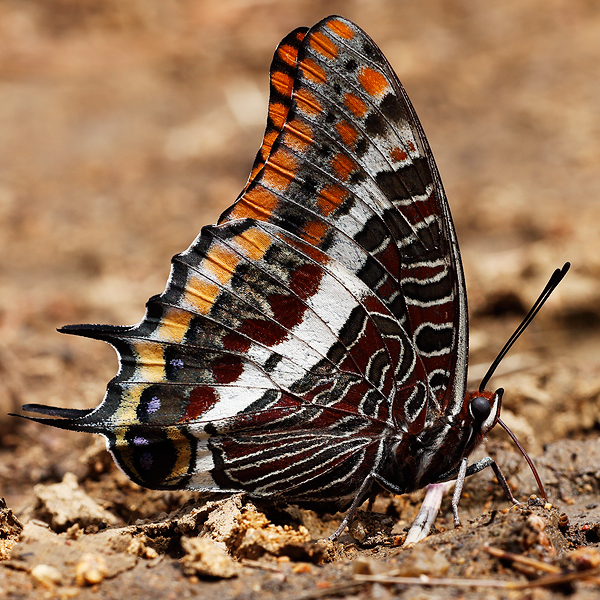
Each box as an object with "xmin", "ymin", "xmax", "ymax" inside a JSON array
[{"xmin": 470, "ymin": 396, "xmax": 492, "ymax": 424}]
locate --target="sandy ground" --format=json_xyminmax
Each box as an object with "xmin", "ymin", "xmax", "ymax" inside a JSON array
[{"xmin": 0, "ymin": 0, "xmax": 600, "ymax": 598}]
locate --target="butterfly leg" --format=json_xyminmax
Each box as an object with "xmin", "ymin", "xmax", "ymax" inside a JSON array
[
  {"xmin": 366, "ymin": 489, "xmax": 379, "ymax": 513},
  {"xmin": 451, "ymin": 456, "xmax": 520, "ymax": 528},
  {"xmin": 464, "ymin": 457, "xmax": 519, "ymax": 504},
  {"xmin": 366, "ymin": 496, "xmax": 375, "ymax": 512},
  {"xmin": 325, "ymin": 474, "xmax": 375, "ymax": 542},
  {"xmin": 450, "ymin": 457, "xmax": 469, "ymax": 528}
]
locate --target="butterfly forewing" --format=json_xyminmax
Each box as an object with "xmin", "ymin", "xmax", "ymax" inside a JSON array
[
  {"xmin": 223, "ymin": 16, "xmax": 466, "ymax": 415},
  {"xmin": 20, "ymin": 16, "xmax": 468, "ymax": 504}
]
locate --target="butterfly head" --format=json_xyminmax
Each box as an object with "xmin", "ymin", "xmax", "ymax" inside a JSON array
[
  {"xmin": 466, "ymin": 387, "xmax": 503, "ymax": 437},
  {"xmin": 446, "ymin": 387, "xmax": 503, "ymax": 462}
]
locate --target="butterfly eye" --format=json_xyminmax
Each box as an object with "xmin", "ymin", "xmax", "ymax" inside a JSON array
[{"xmin": 469, "ymin": 396, "xmax": 492, "ymax": 424}]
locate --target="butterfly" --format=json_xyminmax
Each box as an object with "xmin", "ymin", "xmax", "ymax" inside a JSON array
[{"xmin": 17, "ymin": 15, "xmax": 567, "ymax": 541}]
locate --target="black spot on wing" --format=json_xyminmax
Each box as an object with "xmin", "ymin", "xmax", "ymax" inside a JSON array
[
  {"xmin": 345, "ymin": 58, "xmax": 358, "ymax": 72},
  {"xmin": 354, "ymin": 216, "xmax": 388, "ymax": 252},
  {"xmin": 415, "ymin": 324, "xmax": 453, "ymax": 356},
  {"xmin": 379, "ymin": 93, "xmax": 408, "ymax": 123},
  {"xmin": 364, "ymin": 112, "xmax": 388, "ymax": 138}
]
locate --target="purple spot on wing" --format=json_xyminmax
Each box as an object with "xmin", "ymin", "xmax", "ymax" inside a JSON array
[
  {"xmin": 140, "ymin": 452, "xmax": 153, "ymax": 470},
  {"xmin": 148, "ymin": 397, "xmax": 161, "ymax": 413},
  {"xmin": 170, "ymin": 359, "xmax": 184, "ymax": 370},
  {"xmin": 133, "ymin": 436, "xmax": 149, "ymax": 446}
]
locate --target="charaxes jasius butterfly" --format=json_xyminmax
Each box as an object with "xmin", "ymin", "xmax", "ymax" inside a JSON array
[{"xmin": 17, "ymin": 16, "xmax": 568, "ymax": 541}]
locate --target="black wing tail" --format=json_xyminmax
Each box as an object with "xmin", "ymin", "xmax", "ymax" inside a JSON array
[{"xmin": 11, "ymin": 403, "xmax": 99, "ymax": 432}]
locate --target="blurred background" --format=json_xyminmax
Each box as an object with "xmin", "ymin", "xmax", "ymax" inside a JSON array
[{"xmin": 0, "ymin": 0, "xmax": 599, "ymax": 505}]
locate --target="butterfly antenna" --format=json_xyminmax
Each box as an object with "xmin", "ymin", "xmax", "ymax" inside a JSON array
[
  {"xmin": 479, "ymin": 262, "xmax": 570, "ymax": 392},
  {"xmin": 479, "ymin": 263, "xmax": 569, "ymax": 502}
]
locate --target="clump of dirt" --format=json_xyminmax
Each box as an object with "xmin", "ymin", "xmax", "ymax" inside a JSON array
[
  {"xmin": 181, "ymin": 536, "xmax": 239, "ymax": 578},
  {"xmin": 0, "ymin": 498, "xmax": 23, "ymax": 560},
  {"xmin": 32, "ymin": 472, "xmax": 118, "ymax": 532},
  {"xmin": 225, "ymin": 503, "xmax": 315, "ymax": 561}
]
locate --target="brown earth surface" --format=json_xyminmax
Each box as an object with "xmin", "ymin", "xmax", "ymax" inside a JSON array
[{"xmin": 1, "ymin": 1, "xmax": 600, "ymax": 598}]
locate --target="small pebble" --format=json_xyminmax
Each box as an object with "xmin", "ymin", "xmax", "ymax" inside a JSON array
[
  {"xmin": 31, "ymin": 564, "xmax": 63, "ymax": 588},
  {"xmin": 181, "ymin": 536, "xmax": 238, "ymax": 578},
  {"xmin": 569, "ymin": 547, "xmax": 600, "ymax": 570},
  {"xmin": 292, "ymin": 563, "xmax": 311, "ymax": 574},
  {"xmin": 396, "ymin": 545, "xmax": 450, "ymax": 577},
  {"xmin": 75, "ymin": 553, "xmax": 107, "ymax": 586}
]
